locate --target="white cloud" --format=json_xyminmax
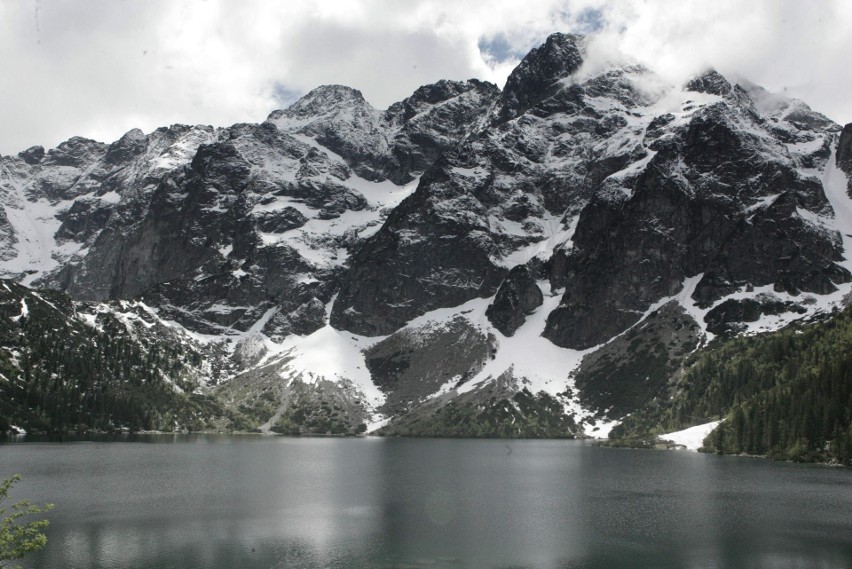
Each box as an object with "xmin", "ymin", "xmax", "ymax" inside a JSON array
[
  {"xmin": 0, "ymin": 0, "xmax": 849, "ymax": 155},
  {"xmin": 593, "ymin": 0, "xmax": 852, "ymax": 118}
]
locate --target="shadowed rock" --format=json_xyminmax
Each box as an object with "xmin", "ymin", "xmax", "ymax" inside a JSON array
[{"xmin": 486, "ymin": 265, "xmax": 543, "ymax": 336}]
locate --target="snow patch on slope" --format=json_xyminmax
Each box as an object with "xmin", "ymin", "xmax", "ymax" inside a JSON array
[
  {"xmin": 276, "ymin": 325, "xmax": 384, "ymax": 405},
  {"xmin": 660, "ymin": 420, "xmax": 722, "ymax": 451},
  {"xmin": 458, "ymin": 284, "xmax": 589, "ymax": 398},
  {"xmin": 256, "ymin": 176, "xmax": 418, "ymax": 270},
  {"xmin": 392, "ymin": 282, "xmax": 606, "ymax": 432},
  {"xmin": 250, "ymin": 296, "xmax": 387, "ymax": 409},
  {"xmin": 1, "ymin": 200, "xmax": 67, "ymax": 285},
  {"xmin": 501, "ymin": 213, "xmax": 579, "ymax": 267},
  {"xmin": 10, "ymin": 298, "xmax": 28, "ymax": 322},
  {"xmin": 822, "ymin": 148, "xmax": 852, "ymax": 273}
]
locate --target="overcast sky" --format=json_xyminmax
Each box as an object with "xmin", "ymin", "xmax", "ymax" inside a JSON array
[{"xmin": 1, "ymin": 0, "xmax": 850, "ymax": 155}]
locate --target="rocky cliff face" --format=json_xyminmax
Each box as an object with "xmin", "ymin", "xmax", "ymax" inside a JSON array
[
  {"xmin": 544, "ymin": 73, "xmax": 845, "ymax": 349},
  {"xmin": 496, "ymin": 32, "xmax": 585, "ymax": 122},
  {"xmin": 331, "ymin": 35, "xmax": 847, "ymax": 354},
  {"xmin": 2, "ymin": 33, "xmax": 851, "ymax": 437},
  {"xmin": 486, "ymin": 265, "xmax": 543, "ymax": 336},
  {"xmin": 837, "ymin": 123, "xmax": 852, "ymax": 194}
]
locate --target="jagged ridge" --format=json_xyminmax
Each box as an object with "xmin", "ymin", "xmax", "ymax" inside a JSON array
[{"xmin": 1, "ymin": 33, "xmax": 851, "ymax": 439}]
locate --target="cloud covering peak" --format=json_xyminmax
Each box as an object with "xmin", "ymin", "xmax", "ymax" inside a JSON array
[{"xmin": 1, "ymin": 0, "xmax": 849, "ymax": 155}]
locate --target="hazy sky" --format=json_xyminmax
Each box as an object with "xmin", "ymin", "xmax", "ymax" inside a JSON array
[{"xmin": 1, "ymin": 0, "xmax": 850, "ymax": 155}]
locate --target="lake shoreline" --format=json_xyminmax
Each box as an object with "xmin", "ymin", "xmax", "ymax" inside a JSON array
[{"xmin": 4, "ymin": 429, "xmax": 849, "ymax": 468}]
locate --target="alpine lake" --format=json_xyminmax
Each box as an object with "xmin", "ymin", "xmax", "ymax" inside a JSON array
[{"xmin": 2, "ymin": 435, "xmax": 850, "ymax": 569}]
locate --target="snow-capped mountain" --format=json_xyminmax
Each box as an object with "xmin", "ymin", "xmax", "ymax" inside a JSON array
[{"xmin": 2, "ymin": 33, "xmax": 851, "ymax": 437}]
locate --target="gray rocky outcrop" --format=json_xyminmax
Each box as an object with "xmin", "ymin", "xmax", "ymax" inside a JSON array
[
  {"xmin": 837, "ymin": 123, "xmax": 852, "ymax": 194},
  {"xmin": 496, "ymin": 32, "xmax": 584, "ymax": 122},
  {"xmin": 485, "ymin": 265, "xmax": 543, "ymax": 336},
  {"xmin": 365, "ymin": 317, "xmax": 495, "ymax": 416}
]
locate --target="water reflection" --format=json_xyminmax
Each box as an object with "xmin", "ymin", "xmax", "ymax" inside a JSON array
[
  {"xmin": 372, "ymin": 438, "xmax": 589, "ymax": 566},
  {"xmin": 1, "ymin": 436, "xmax": 849, "ymax": 569}
]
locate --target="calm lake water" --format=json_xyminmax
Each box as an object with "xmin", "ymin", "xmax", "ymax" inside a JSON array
[{"xmin": 1, "ymin": 435, "xmax": 850, "ymax": 569}]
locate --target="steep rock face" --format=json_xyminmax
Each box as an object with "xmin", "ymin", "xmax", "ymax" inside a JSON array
[
  {"xmin": 486, "ymin": 265, "xmax": 543, "ymax": 336},
  {"xmin": 543, "ymin": 72, "xmax": 847, "ymax": 349},
  {"xmin": 838, "ymin": 123, "xmax": 852, "ymax": 194},
  {"xmin": 0, "ymin": 124, "xmax": 218, "ymax": 286},
  {"xmin": 65, "ymin": 123, "xmax": 359, "ymax": 333},
  {"xmin": 267, "ymin": 80, "xmax": 500, "ymax": 184},
  {"xmin": 330, "ymin": 160, "xmax": 509, "ymax": 335},
  {"xmin": 2, "ymin": 77, "xmax": 500, "ymax": 341},
  {"xmin": 332, "ymin": 41, "xmax": 656, "ymax": 335},
  {"xmin": 284, "ymin": 297, "xmax": 327, "ymax": 336},
  {"xmin": 496, "ymin": 32, "xmax": 584, "ymax": 122},
  {"xmin": 0, "ymin": 216, "xmax": 15, "ymax": 263},
  {"xmin": 383, "ymin": 79, "xmax": 501, "ymax": 183},
  {"xmin": 332, "ymin": 58, "xmax": 847, "ymax": 344}
]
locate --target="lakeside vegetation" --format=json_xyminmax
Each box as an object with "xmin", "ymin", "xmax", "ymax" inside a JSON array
[
  {"xmin": 378, "ymin": 388, "xmax": 579, "ymax": 438},
  {"xmin": 0, "ymin": 281, "xmax": 250, "ymax": 435},
  {"xmin": 612, "ymin": 306, "xmax": 852, "ymax": 465}
]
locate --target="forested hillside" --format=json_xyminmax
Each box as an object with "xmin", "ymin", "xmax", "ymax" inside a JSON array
[
  {"xmin": 612, "ymin": 306, "xmax": 852, "ymax": 464},
  {"xmin": 0, "ymin": 280, "xmax": 248, "ymax": 434}
]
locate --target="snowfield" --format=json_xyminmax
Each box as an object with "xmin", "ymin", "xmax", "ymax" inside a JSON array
[{"xmin": 660, "ymin": 420, "xmax": 724, "ymax": 451}]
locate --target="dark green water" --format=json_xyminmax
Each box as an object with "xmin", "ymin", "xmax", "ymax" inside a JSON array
[{"xmin": 1, "ymin": 435, "xmax": 850, "ymax": 569}]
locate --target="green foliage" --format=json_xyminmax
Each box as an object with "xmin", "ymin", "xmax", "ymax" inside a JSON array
[
  {"xmin": 234, "ymin": 388, "xmax": 279, "ymax": 428},
  {"xmin": 576, "ymin": 338, "xmax": 671, "ymax": 419},
  {"xmin": 574, "ymin": 303, "xmax": 701, "ymax": 421},
  {"xmin": 0, "ymin": 475, "xmax": 53, "ymax": 569},
  {"xmin": 613, "ymin": 306, "xmax": 852, "ymax": 464},
  {"xmin": 272, "ymin": 397, "xmax": 354, "ymax": 435},
  {"xmin": 381, "ymin": 389, "xmax": 578, "ymax": 438},
  {"xmin": 0, "ymin": 280, "xmax": 249, "ymax": 434}
]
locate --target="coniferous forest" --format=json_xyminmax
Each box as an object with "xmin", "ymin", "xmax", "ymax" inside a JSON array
[
  {"xmin": 613, "ymin": 306, "xmax": 852, "ymax": 464},
  {"xmin": 0, "ymin": 280, "xmax": 248, "ymax": 434}
]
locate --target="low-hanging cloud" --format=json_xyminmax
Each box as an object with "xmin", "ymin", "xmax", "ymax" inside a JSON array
[{"xmin": 0, "ymin": 0, "xmax": 849, "ymax": 155}]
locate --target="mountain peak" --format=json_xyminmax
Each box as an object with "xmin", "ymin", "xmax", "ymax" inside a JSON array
[
  {"xmin": 685, "ymin": 69, "xmax": 733, "ymax": 97},
  {"xmin": 105, "ymin": 128, "xmax": 149, "ymax": 165},
  {"xmin": 268, "ymin": 84, "xmax": 372, "ymax": 123},
  {"xmin": 17, "ymin": 145, "xmax": 45, "ymax": 165},
  {"xmin": 497, "ymin": 32, "xmax": 585, "ymax": 121}
]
